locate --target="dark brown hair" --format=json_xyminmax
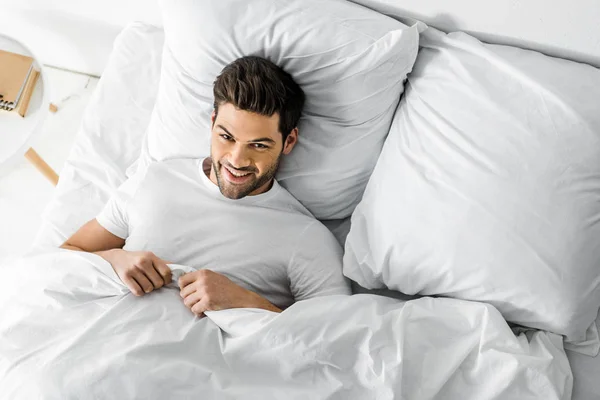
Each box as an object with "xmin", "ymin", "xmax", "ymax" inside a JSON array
[{"xmin": 213, "ymin": 56, "xmax": 305, "ymax": 141}]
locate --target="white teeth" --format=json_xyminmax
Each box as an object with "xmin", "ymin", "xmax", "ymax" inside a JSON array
[{"xmin": 226, "ymin": 167, "xmax": 250, "ymax": 177}]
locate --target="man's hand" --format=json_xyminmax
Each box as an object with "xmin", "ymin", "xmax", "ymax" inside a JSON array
[
  {"xmin": 179, "ymin": 269, "xmax": 282, "ymax": 317},
  {"xmin": 101, "ymin": 249, "xmax": 172, "ymax": 296}
]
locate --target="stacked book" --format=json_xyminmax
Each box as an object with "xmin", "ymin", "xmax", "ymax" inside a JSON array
[{"xmin": 0, "ymin": 49, "xmax": 39, "ymax": 117}]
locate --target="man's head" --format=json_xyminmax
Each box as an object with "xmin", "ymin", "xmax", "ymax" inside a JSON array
[{"xmin": 210, "ymin": 56, "xmax": 305, "ymax": 199}]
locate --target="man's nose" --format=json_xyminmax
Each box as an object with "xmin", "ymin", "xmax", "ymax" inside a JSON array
[{"xmin": 228, "ymin": 144, "xmax": 251, "ymax": 169}]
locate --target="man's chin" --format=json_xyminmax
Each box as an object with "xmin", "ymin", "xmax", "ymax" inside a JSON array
[{"xmin": 218, "ymin": 183, "xmax": 253, "ymax": 200}]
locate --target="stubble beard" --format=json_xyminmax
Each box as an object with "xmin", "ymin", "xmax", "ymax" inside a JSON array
[{"xmin": 212, "ymin": 153, "xmax": 281, "ymax": 199}]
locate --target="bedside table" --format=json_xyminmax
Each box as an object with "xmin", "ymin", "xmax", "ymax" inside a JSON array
[{"xmin": 0, "ymin": 33, "xmax": 59, "ymax": 186}]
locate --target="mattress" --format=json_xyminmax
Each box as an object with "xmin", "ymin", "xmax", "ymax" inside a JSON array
[{"xmin": 32, "ymin": 22, "xmax": 600, "ymax": 400}]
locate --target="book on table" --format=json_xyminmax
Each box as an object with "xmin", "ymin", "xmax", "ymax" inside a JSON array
[{"xmin": 0, "ymin": 49, "xmax": 40, "ymax": 117}]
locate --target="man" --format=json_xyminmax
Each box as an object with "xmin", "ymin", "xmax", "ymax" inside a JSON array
[{"xmin": 61, "ymin": 56, "xmax": 351, "ymax": 317}]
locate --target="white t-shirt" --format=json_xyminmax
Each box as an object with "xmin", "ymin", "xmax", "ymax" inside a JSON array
[{"xmin": 96, "ymin": 158, "xmax": 351, "ymax": 308}]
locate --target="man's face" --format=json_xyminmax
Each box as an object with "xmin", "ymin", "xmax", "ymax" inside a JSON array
[{"xmin": 210, "ymin": 103, "xmax": 297, "ymax": 199}]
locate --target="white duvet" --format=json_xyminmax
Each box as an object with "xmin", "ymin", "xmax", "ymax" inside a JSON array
[{"xmin": 0, "ymin": 251, "xmax": 572, "ymax": 399}]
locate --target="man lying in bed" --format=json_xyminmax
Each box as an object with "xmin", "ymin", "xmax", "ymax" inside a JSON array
[{"xmin": 60, "ymin": 56, "xmax": 351, "ymax": 316}]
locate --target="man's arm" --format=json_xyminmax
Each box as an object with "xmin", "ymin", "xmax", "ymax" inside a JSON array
[
  {"xmin": 289, "ymin": 221, "xmax": 352, "ymax": 301},
  {"xmin": 61, "ymin": 218, "xmax": 125, "ymax": 253},
  {"xmin": 179, "ymin": 269, "xmax": 282, "ymax": 316},
  {"xmin": 60, "ymin": 218, "xmax": 172, "ymax": 296},
  {"xmin": 60, "ymin": 218, "xmax": 130, "ymax": 278}
]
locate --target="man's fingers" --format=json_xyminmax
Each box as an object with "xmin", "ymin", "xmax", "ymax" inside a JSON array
[
  {"xmin": 143, "ymin": 263, "xmax": 165, "ymax": 289},
  {"xmin": 183, "ymin": 291, "xmax": 202, "ymax": 309},
  {"xmin": 178, "ymin": 271, "xmax": 198, "ymax": 289},
  {"xmin": 191, "ymin": 298, "xmax": 208, "ymax": 318},
  {"xmin": 122, "ymin": 275, "xmax": 144, "ymax": 297},
  {"xmin": 180, "ymin": 283, "xmax": 197, "ymax": 299},
  {"xmin": 152, "ymin": 257, "xmax": 172, "ymax": 285},
  {"xmin": 135, "ymin": 258, "xmax": 162, "ymax": 289},
  {"xmin": 132, "ymin": 272, "xmax": 154, "ymax": 294}
]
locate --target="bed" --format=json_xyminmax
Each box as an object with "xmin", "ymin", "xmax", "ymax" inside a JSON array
[{"xmin": 3, "ymin": 1, "xmax": 600, "ymax": 398}]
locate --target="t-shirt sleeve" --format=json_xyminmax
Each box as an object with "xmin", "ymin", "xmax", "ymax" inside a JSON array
[
  {"xmin": 288, "ymin": 221, "xmax": 352, "ymax": 302},
  {"xmin": 96, "ymin": 168, "xmax": 147, "ymax": 239}
]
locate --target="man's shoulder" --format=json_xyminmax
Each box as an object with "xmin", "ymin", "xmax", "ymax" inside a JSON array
[
  {"xmin": 268, "ymin": 181, "xmax": 315, "ymax": 220},
  {"xmin": 267, "ymin": 187, "xmax": 338, "ymax": 244}
]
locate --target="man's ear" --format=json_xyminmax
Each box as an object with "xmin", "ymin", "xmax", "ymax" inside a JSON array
[
  {"xmin": 211, "ymin": 109, "xmax": 217, "ymax": 127},
  {"xmin": 282, "ymin": 127, "xmax": 298, "ymax": 155}
]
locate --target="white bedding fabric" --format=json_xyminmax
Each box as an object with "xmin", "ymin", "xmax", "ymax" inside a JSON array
[
  {"xmin": 33, "ymin": 22, "xmax": 164, "ymax": 248},
  {"xmin": 0, "ymin": 250, "xmax": 572, "ymax": 399},
  {"xmin": 146, "ymin": 0, "xmax": 419, "ymax": 220},
  {"xmin": 30, "ymin": 23, "xmax": 600, "ymax": 399},
  {"xmin": 343, "ymin": 26, "xmax": 600, "ymax": 352}
]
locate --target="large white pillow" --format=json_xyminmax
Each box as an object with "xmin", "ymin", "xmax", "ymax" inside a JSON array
[
  {"xmin": 344, "ymin": 27, "xmax": 600, "ymax": 355},
  {"xmin": 143, "ymin": 0, "xmax": 419, "ymax": 219}
]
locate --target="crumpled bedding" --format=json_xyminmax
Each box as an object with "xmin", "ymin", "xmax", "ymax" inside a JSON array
[{"xmin": 0, "ymin": 250, "xmax": 572, "ymax": 399}]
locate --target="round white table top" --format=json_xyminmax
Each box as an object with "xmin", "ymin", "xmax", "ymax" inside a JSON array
[{"xmin": 0, "ymin": 33, "xmax": 50, "ymax": 174}]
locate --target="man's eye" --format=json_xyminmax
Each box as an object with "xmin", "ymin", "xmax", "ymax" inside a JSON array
[
  {"xmin": 220, "ymin": 134, "xmax": 233, "ymax": 141},
  {"xmin": 253, "ymin": 143, "xmax": 268, "ymax": 149}
]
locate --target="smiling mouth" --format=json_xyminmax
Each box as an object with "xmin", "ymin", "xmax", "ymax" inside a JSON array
[{"xmin": 222, "ymin": 165, "xmax": 254, "ymax": 184}]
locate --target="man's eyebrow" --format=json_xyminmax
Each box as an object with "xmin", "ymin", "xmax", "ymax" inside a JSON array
[
  {"xmin": 249, "ymin": 137, "xmax": 276, "ymax": 145},
  {"xmin": 216, "ymin": 124, "xmax": 276, "ymax": 145},
  {"xmin": 216, "ymin": 124, "xmax": 233, "ymax": 136}
]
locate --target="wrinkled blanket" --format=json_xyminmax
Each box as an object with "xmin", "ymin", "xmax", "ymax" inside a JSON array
[{"xmin": 0, "ymin": 250, "xmax": 572, "ymax": 399}]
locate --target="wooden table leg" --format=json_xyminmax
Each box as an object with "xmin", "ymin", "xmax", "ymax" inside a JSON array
[{"xmin": 24, "ymin": 147, "xmax": 59, "ymax": 186}]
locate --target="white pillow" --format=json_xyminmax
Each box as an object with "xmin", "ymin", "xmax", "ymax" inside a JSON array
[
  {"xmin": 143, "ymin": 0, "xmax": 419, "ymax": 219},
  {"xmin": 344, "ymin": 27, "xmax": 600, "ymax": 355},
  {"xmin": 41, "ymin": 22, "xmax": 164, "ymax": 244}
]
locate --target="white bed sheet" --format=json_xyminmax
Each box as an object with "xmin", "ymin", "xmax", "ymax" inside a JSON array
[
  {"xmin": 0, "ymin": 250, "xmax": 573, "ymax": 399},
  {"xmin": 32, "ymin": 22, "xmax": 600, "ymax": 400}
]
